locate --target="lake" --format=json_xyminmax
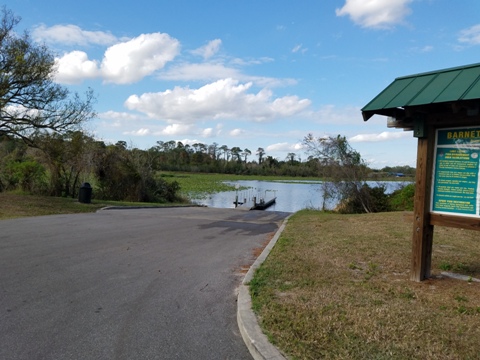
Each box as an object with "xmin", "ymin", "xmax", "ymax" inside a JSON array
[{"xmin": 191, "ymin": 180, "xmax": 409, "ymax": 213}]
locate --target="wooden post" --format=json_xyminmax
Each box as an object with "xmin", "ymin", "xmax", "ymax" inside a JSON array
[{"xmin": 411, "ymin": 124, "xmax": 435, "ymax": 281}]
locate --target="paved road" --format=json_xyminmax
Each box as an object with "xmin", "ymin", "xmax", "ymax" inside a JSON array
[{"xmin": 0, "ymin": 207, "xmax": 290, "ymax": 360}]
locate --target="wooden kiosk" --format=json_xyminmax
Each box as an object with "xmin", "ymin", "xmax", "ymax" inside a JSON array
[{"xmin": 362, "ymin": 63, "xmax": 480, "ymax": 282}]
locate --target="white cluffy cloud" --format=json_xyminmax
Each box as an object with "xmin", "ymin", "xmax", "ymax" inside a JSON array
[
  {"xmin": 125, "ymin": 78, "xmax": 311, "ymax": 123},
  {"xmin": 54, "ymin": 32, "xmax": 180, "ymax": 84},
  {"xmin": 101, "ymin": 33, "xmax": 180, "ymax": 84},
  {"xmin": 458, "ymin": 24, "xmax": 480, "ymax": 45},
  {"xmin": 33, "ymin": 24, "xmax": 119, "ymax": 46},
  {"xmin": 54, "ymin": 51, "xmax": 99, "ymax": 84},
  {"xmin": 336, "ymin": 0, "xmax": 413, "ymax": 29},
  {"xmin": 267, "ymin": 142, "xmax": 304, "ymax": 153}
]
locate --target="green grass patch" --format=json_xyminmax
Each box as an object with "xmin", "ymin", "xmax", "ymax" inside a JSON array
[{"xmin": 250, "ymin": 210, "xmax": 480, "ymax": 359}]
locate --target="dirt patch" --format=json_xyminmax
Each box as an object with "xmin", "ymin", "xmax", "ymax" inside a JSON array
[{"xmin": 238, "ymin": 232, "xmax": 276, "ymax": 275}]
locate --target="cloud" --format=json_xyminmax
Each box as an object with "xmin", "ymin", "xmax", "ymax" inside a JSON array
[
  {"xmin": 159, "ymin": 61, "xmax": 295, "ymax": 88},
  {"xmin": 292, "ymin": 44, "xmax": 302, "ymax": 53},
  {"xmin": 191, "ymin": 39, "xmax": 222, "ymax": 59},
  {"xmin": 230, "ymin": 128, "xmax": 245, "ymax": 137},
  {"xmin": 123, "ymin": 128, "xmax": 151, "ymax": 136},
  {"xmin": 98, "ymin": 111, "xmax": 143, "ymax": 121},
  {"xmin": 54, "ymin": 51, "xmax": 99, "ymax": 84},
  {"xmin": 125, "ymin": 78, "xmax": 311, "ymax": 123},
  {"xmin": 230, "ymin": 57, "xmax": 274, "ymax": 66},
  {"xmin": 33, "ymin": 24, "xmax": 119, "ymax": 46},
  {"xmin": 154, "ymin": 123, "xmax": 194, "ymax": 136},
  {"xmin": 47, "ymin": 25, "xmax": 290, "ymax": 87},
  {"xmin": 292, "ymin": 44, "xmax": 307, "ymax": 54},
  {"xmin": 349, "ymin": 131, "xmax": 411, "ymax": 143},
  {"xmin": 101, "ymin": 33, "xmax": 180, "ymax": 84},
  {"xmin": 458, "ymin": 24, "xmax": 480, "ymax": 45},
  {"xmin": 202, "ymin": 128, "xmax": 214, "ymax": 137},
  {"xmin": 266, "ymin": 142, "xmax": 304, "ymax": 152},
  {"xmin": 177, "ymin": 138, "xmax": 201, "ymax": 146},
  {"xmin": 53, "ymin": 32, "xmax": 180, "ymax": 84},
  {"xmin": 410, "ymin": 45, "xmax": 434, "ymax": 53},
  {"xmin": 336, "ymin": 0, "xmax": 413, "ymax": 29},
  {"xmin": 159, "ymin": 62, "xmax": 242, "ymax": 82}
]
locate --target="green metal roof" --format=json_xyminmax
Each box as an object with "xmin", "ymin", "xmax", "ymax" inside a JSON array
[{"xmin": 362, "ymin": 63, "xmax": 480, "ymax": 121}]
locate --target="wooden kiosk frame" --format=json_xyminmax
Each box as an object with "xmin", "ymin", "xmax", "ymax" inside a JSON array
[{"xmin": 362, "ymin": 63, "xmax": 480, "ymax": 282}]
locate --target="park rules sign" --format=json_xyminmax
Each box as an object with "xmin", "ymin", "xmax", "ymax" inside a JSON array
[{"xmin": 432, "ymin": 127, "xmax": 480, "ymax": 216}]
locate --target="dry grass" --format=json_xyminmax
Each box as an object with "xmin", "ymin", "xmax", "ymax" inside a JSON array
[
  {"xmin": 250, "ymin": 210, "xmax": 480, "ymax": 360},
  {"xmin": 0, "ymin": 193, "xmax": 187, "ymax": 220},
  {"xmin": 0, "ymin": 193, "xmax": 107, "ymax": 219}
]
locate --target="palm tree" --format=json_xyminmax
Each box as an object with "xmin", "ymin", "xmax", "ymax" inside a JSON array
[
  {"xmin": 256, "ymin": 147, "xmax": 265, "ymax": 164},
  {"xmin": 242, "ymin": 148, "xmax": 252, "ymax": 163},
  {"xmin": 230, "ymin": 147, "xmax": 242, "ymax": 162},
  {"xmin": 219, "ymin": 145, "xmax": 229, "ymax": 161},
  {"xmin": 286, "ymin": 152, "xmax": 296, "ymax": 164}
]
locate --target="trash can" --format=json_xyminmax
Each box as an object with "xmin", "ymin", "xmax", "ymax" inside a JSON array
[{"xmin": 79, "ymin": 182, "xmax": 92, "ymax": 203}]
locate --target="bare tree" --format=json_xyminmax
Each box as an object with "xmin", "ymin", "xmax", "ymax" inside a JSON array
[{"xmin": 303, "ymin": 133, "xmax": 378, "ymax": 213}]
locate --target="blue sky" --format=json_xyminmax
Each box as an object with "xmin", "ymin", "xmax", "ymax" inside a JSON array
[{"xmin": 6, "ymin": 0, "xmax": 480, "ymax": 168}]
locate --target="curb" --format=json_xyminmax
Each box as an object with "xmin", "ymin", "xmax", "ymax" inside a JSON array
[{"xmin": 237, "ymin": 215, "xmax": 291, "ymax": 360}]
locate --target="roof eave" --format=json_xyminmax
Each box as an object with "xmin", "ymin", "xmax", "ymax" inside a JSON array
[{"xmin": 362, "ymin": 107, "xmax": 405, "ymax": 122}]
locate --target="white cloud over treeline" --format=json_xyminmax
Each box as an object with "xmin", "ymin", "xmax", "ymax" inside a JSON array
[{"xmin": 125, "ymin": 78, "xmax": 311, "ymax": 122}]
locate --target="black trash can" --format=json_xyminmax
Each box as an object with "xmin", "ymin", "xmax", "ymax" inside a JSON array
[{"xmin": 79, "ymin": 182, "xmax": 92, "ymax": 204}]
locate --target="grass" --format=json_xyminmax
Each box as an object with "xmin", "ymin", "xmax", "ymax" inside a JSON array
[
  {"xmin": 249, "ymin": 210, "xmax": 480, "ymax": 360},
  {"xmin": 0, "ymin": 192, "xmax": 188, "ymax": 220},
  {"xmin": 161, "ymin": 172, "xmax": 242, "ymax": 199}
]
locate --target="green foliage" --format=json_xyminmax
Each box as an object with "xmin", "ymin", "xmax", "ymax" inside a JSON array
[
  {"xmin": 388, "ymin": 183, "xmax": 415, "ymax": 211},
  {"xmin": 439, "ymin": 262, "xmax": 453, "ymax": 271},
  {"xmin": 3, "ymin": 159, "xmax": 46, "ymax": 193},
  {"xmin": 94, "ymin": 144, "xmax": 182, "ymax": 203},
  {"xmin": 338, "ymin": 184, "xmax": 391, "ymax": 214}
]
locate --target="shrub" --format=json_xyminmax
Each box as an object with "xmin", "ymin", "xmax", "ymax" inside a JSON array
[
  {"xmin": 338, "ymin": 184, "xmax": 391, "ymax": 214},
  {"xmin": 389, "ymin": 183, "xmax": 415, "ymax": 211},
  {"xmin": 1, "ymin": 159, "xmax": 47, "ymax": 194}
]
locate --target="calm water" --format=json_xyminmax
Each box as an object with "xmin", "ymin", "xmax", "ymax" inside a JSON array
[{"xmin": 191, "ymin": 180, "xmax": 408, "ymax": 213}]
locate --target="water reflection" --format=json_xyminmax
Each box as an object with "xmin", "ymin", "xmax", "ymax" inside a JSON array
[{"xmin": 192, "ymin": 180, "xmax": 408, "ymax": 213}]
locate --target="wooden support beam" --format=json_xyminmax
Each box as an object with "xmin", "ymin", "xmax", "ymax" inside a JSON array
[
  {"xmin": 411, "ymin": 125, "xmax": 435, "ymax": 282},
  {"xmin": 430, "ymin": 213, "xmax": 480, "ymax": 231}
]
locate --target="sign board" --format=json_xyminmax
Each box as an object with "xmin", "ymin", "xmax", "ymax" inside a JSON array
[{"xmin": 431, "ymin": 127, "xmax": 480, "ymax": 216}]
